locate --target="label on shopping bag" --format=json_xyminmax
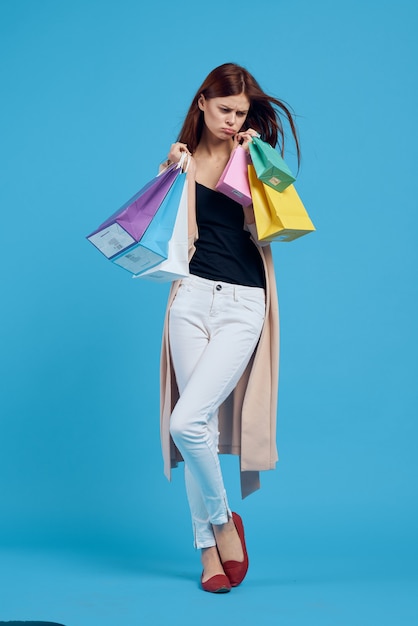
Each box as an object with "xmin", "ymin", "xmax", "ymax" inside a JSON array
[
  {"xmin": 268, "ymin": 176, "xmax": 282, "ymax": 187},
  {"xmin": 112, "ymin": 244, "xmax": 163, "ymax": 274},
  {"xmin": 88, "ymin": 224, "xmax": 135, "ymax": 258}
]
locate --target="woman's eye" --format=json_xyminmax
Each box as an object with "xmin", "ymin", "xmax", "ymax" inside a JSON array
[{"xmin": 219, "ymin": 107, "xmax": 247, "ymax": 116}]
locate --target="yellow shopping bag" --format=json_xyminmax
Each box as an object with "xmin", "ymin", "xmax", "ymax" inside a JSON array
[{"xmin": 248, "ymin": 165, "xmax": 315, "ymax": 242}]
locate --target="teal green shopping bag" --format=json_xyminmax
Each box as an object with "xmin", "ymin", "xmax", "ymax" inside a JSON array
[{"xmin": 249, "ymin": 136, "xmax": 295, "ymax": 192}]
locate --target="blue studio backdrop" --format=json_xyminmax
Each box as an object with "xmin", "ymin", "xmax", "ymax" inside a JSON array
[{"xmin": 0, "ymin": 0, "xmax": 417, "ymax": 577}]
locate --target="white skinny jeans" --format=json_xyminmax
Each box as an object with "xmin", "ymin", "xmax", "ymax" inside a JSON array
[{"xmin": 168, "ymin": 274, "xmax": 265, "ymax": 548}]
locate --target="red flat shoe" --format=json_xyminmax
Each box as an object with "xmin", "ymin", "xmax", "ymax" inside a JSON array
[
  {"xmin": 200, "ymin": 572, "xmax": 231, "ymax": 593},
  {"xmin": 222, "ymin": 512, "xmax": 249, "ymax": 587}
]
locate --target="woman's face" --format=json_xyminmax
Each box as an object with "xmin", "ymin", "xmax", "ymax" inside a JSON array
[{"xmin": 198, "ymin": 94, "xmax": 250, "ymax": 141}]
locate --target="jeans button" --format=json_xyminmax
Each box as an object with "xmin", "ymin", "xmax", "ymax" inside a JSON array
[{"xmin": 216, "ymin": 284, "xmax": 222, "ymax": 291}]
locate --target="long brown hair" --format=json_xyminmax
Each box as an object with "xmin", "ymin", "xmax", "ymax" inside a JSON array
[{"xmin": 177, "ymin": 62, "xmax": 300, "ymax": 162}]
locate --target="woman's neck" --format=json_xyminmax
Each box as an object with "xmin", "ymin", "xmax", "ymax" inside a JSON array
[
  {"xmin": 194, "ymin": 130, "xmax": 233, "ymax": 160},
  {"xmin": 192, "ymin": 129, "xmax": 235, "ymax": 189}
]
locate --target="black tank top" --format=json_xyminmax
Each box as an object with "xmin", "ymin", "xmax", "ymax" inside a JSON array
[{"xmin": 189, "ymin": 183, "xmax": 265, "ymax": 288}]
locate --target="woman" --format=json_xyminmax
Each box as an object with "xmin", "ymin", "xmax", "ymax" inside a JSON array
[{"xmin": 159, "ymin": 63, "xmax": 300, "ymax": 593}]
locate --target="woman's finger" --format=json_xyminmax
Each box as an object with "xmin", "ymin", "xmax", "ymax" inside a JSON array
[{"xmin": 168, "ymin": 142, "xmax": 191, "ymax": 163}]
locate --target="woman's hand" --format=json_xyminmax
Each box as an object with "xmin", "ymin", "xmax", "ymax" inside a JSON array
[
  {"xmin": 167, "ymin": 141, "xmax": 191, "ymax": 164},
  {"xmin": 234, "ymin": 128, "xmax": 259, "ymax": 152},
  {"xmin": 160, "ymin": 142, "xmax": 195, "ymax": 174}
]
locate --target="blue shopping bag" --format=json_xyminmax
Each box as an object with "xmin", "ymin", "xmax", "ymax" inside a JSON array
[
  {"xmin": 134, "ymin": 177, "xmax": 190, "ymax": 282},
  {"xmin": 112, "ymin": 167, "xmax": 188, "ymax": 276}
]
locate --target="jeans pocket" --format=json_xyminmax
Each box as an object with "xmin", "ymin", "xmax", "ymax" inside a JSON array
[
  {"xmin": 170, "ymin": 280, "xmax": 194, "ymax": 313},
  {"xmin": 238, "ymin": 293, "xmax": 266, "ymax": 321}
]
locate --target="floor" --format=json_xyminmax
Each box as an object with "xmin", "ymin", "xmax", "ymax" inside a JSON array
[{"xmin": 1, "ymin": 544, "xmax": 417, "ymax": 626}]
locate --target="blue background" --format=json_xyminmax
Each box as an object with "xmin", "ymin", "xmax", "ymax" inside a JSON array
[{"xmin": 0, "ymin": 0, "xmax": 417, "ymax": 623}]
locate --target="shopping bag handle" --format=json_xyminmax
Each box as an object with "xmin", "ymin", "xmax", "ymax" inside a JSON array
[
  {"xmin": 157, "ymin": 151, "xmax": 189, "ymax": 177},
  {"xmin": 177, "ymin": 152, "xmax": 190, "ymax": 172}
]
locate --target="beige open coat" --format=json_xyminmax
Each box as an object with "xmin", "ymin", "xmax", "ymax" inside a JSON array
[{"xmin": 160, "ymin": 222, "xmax": 280, "ymax": 499}]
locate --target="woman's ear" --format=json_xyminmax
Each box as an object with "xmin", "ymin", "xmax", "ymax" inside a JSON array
[{"xmin": 197, "ymin": 94, "xmax": 205, "ymax": 111}]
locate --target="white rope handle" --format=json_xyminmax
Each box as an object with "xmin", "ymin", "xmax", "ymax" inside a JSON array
[{"xmin": 177, "ymin": 151, "xmax": 190, "ymax": 172}]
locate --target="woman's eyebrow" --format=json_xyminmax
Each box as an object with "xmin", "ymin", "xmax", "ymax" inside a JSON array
[{"xmin": 219, "ymin": 105, "xmax": 249, "ymax": 113}]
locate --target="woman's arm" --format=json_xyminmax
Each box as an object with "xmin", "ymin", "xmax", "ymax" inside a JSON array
[
  {"xmin": 186, "ymin": 157, "xmax": 198, "ymax": 240},
  {"xmin": 242, "ymin": 204, "xmax": 270, "ymax": 248},
  {"xmin": 242, "ymin": 204, "xmax": 255, "ymax": 226},
  {"xmin": 233, "ymin": 128, "xmax": 270, "ymax": 246}
]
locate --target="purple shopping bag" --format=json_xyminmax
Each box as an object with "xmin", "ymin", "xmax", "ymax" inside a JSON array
[
  {"xmin": 215, "ymin": 146, "xmax": 252, "ymax": 206},
  {"xmin": 87, "ymin": 163, "xmax": 181, "ymax": 259}
]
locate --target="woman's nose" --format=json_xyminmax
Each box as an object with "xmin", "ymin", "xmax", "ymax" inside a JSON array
[{"xmin": 225, "ymin": 112, "xmax": 236, "ymax": 125}]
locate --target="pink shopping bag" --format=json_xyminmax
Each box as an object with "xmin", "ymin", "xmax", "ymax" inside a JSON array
[{"xmin": 215, "ymin": 146, "xmax": 252, "ymax": 206}]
